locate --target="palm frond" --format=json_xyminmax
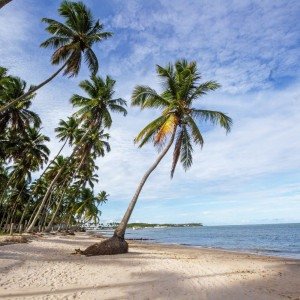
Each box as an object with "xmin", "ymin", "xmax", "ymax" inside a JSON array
[
  {"xmin": 134, "ymin": 115, "xmax": 167, "ymax": 147},
  {"xmin": 171, "ymin": 129, "xmax": 183, "ymax": 178},
  {"xmin": 131, "ymin": 85, "xmax": 169, "ymax": 109},
  {"xmin": 154, "ymin": 114, "xmax": 178, "ymax": 145},
  {"xmin": 188, "ymin": 81, "xmax": 221, "ymax": 102},
  {"xmin": 192, "ymin": 109, "xmax": 232, "ymax": 133},
  {"xmin": 84, "ymin": 48, "xmax": 98, "ymax": 75},
  {"xmin": 180, "ymin": 125, "xmax": 193, "ymax": 170},
  {"xmin": 186, "ymin": 116, "xmax": 204, "ymax": 147}
]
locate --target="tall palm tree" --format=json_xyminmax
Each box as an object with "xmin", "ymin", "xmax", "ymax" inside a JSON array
[
  {"xmin": 0, "ymin": 0, "xmax": 112, "ymax": 113},
  {"xmin": 0, "ymin": 76, "xmax": 40, "ymax": 134},
  {"xmin": 26, "ymin": 75, "xmax": 126, "ymax": 232},
  {"xmin": 73, "ymin": 188, "xmax": 108, "ymax": 224},
  {"xmin": 20, "ymin": 116, "xmax": 79, "ymax": 225},
  {"xmin": 45, "ymin": 116, "xmax": 80, "ymax": 169},
  {"xmin": 0, "ymin": 0, "xmax": 12, "ymax": 9},
  {"xmin": 25, "ymin": 155, "xmax": 70, "ymax": 232},
  {"xmin": 0, "ymin": 66, "xmax": 8, "ymax": 84},
  {"xmin": 12, "ymin": 117, "xmax": 78, "ymax": 231},
  {"xmin": 1, "ymin": 127, "xmax": 49, "ymax": 230},
  {"xmin": 71, "ymin": 75, "xmax": 127, "ymax": 128},
  {"xmin": 82, "ymin": 60, "xmax": 232, "ymax": 255},
  {"xmin": 114, "ymin": 60, "xmax": 232, "ymax": 240},
  {"xmin": 74, "ymin": 127, "xmax": 110, "ymax": 170}
]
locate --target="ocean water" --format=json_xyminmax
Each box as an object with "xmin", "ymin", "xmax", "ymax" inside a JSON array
[{"xmin": 98, "ymin": 223, "xmax": 300, "ymax": 259}]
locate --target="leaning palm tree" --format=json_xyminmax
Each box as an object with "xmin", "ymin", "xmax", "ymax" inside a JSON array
[
  {"xmin": 0, "ymin": 0, "xmax": 12, "ymax": 9},
  {"xmin": 1, "ymin": 127, "xmax": 50, "ymax": 231},
  {"xmin": 71, "ymin": 75, "xmax": 127, "ymax": 129},
  {"xmin": 25, "ymin": 155, "xmax": 70, "ymax": 232},
  {"xmin": 0, "ymin": 66, "xmax": 8, "ymax": 83},
  {"xmin": 80, "ymin": 59, "xmax": 232, "ymax": 255},
  {"xmin": 26, "ymin": 75, "xmax": 126, "ymax": 233},
  {"xmin": 45, "ymin": 116, "xmax": 80, "ymax": 169},
  {"xmin": 0, "ymin": 0, "xmax": 112, "ymax": 113},
  {"xmin": 0, "ymin": 76, "xmax": 40, "ymax": 134}
]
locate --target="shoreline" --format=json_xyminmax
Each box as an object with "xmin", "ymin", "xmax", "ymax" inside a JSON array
[
  {"xmin": 0, "ymin": 233, "xmax": 299, "ymax": 299},
  {"xmin": 147, "ymin": 241, "xmax": 300, "ymax": 260},
  {"xmin": 92, "ymin": 231, "xmax": 300, "ymax": 261},
  {"xmin": 129, "ymin": 239, "xmax": 300, "ymax": 262}
]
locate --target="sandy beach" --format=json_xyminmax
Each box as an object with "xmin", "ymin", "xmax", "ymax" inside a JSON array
[{"xmin": 0, "ymin": 233, "xmax": 299, "ymax": 300}]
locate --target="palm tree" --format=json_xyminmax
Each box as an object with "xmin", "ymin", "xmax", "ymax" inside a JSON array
[
  {"xmin": 82, "ymin": 59, "xmax": 232, "ymax": 255},
  {"xmin": 0, "ymin": 126, "xmax": 49, "ymax": 203},
  {"xmin": 73, "ymin": 188, "xmax": 108, "ymax": 224},
  {"xmin": 71, "ymin": 75, "xmax": 127, "ymax": 128},
  {"xmin": 19, "ymin": 116, "xmax": 79, "ymax": 227},
  {"xmin": 0, "ymin": 76, "xmax": 40, "ymax": 134},
  {"xmin": 26, "ymin": 74, "xmax": 126, "ymax": 232},
  {"xmin": 45, "ymin": 116, "xmax": 80, "ymax": 169},
  {"xmin": 74, "ymin": 127, "xmax": 110, "ymax": 170},
  {"xmin": 0, "ymin": 66, "xmax": 8, "ymax": 84},
  {"xmin": 0, "ymin": 0, "xmax": 112, "ymax": 113},
  {"xmin": 25, "ymin": 155, "xmax": 70, "ymax": 232},
  {"xmin": 0, "ymin": 0, "xmax": 12, "ymax": 9},
  {"xmin": 115, "ymin": 59, "xmax": 232, "ymax": 238},
  {"xmin": 1, "ymin": 127, "xmax": 49, "ymax": 231}
]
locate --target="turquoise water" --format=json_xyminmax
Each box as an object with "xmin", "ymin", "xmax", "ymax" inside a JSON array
[{"xmin": 98, "ymin": 223, "xmax": 300, "ymax": 259}]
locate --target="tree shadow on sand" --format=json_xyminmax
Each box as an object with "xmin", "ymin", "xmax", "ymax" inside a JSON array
[{"xmin": 0, "ymin": 263, "xmax": 299, "ymax": 299}]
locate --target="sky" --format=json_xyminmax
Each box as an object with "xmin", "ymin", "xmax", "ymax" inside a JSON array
[{"xmin": 0, "ymin": 0, "xmax": 299, "ymax": 225}]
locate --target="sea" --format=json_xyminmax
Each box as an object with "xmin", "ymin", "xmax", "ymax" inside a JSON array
[{"xmin": 96, "ymin": 223, "xmax": 300, "ymax": 259}]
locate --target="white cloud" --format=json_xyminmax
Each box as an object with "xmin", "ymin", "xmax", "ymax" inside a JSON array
[
  {"xmin": 96, "ymin": 84, "xmax": 300, "ymax": 202},
  {"xmin": 0, "ymin": 0, "xmax": 299, "ymax": 224}
]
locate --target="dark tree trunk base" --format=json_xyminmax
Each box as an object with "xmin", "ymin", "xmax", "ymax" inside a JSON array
[{"xmin": 75, "ymin": 235, "xmax": 128, "ymax": 256}]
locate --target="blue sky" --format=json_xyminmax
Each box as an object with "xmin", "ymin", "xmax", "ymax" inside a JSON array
[{"xmin": 0, "ymin": 0, "xmax": 299, "ymax": 225}]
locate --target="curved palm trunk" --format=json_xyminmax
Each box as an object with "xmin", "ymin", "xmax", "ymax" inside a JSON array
[
  {"xmin": 20, "ymin": 139, "xmax": 68, "ymax": 231},
  {"xmin": 44, "ymin": 188, "xmax": 66, "ymax": 232},
  {"xmin": 25, "ymin": 168, "xmax": 63, "ymax": 232},
  {"xmin": 0, "ymin": 62, "xmax": 67, "ymax": 113},
  {"xmin": 40, "ymin": 188, "xmax": 56, "ymax": 230},
  {"xmin": 25, "ymin": 131, "xmax": 90, "ymax": 232},
  {"xmin": 0, "ymin": 0, "xmax": 12, "ymax": 9},
  {"xmin": 44, "ymin": 139, "xmax": 68, "ymax": 173},
  {"xmin": 114, "ymin": 129, "xmax": 177, "ymax": 239},
  {"xmin": 25, "ymin": 203, "xmax": 39, "ymax": 230},
  {"xmin": 0, "ymin": 173, "xmax": 15, "ymax": 205}
]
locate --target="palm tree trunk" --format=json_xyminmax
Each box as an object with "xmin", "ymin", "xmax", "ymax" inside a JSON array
[
  {"xmin": 0, "ymin": 208, "xmax": 7, "ymax": 230},
  {"xmin": 25, "ymin": 203, "xmax": 39, "ymax": 230},
  {"xmin": 0, "ymin": 173, "xmax": 15, "ymax": 205},
  {"xmin": 26, "ymin": 168, "xmax": 64, "ymax": 232},
  {"xmin": 0, "ymin": 0, "xmax": 12, "ymax": 9},
  {"xmin": 41, "ymin": 188, "xmax": 55, "ymax": 230},
  {"xmin": 114, "ymin": 128, "xmax": 177, "ymax": 239},
  {"xmin": 45, "ymin": 186, "xmax": 67, "ymax": 232},
  {"xmin": 26, "ymin": 128, "xmax": 91, "ymax": 233},
  {"xmin": 19, "ymin": 139, "xmax": 68, "ymax": 230},
  {"xmin": 43, "ymin": 139, "xmax": 68, "ymax": 175},
  {"xmin": 0, "ymin": 62, "xmax": 67, "ymax": 113}
]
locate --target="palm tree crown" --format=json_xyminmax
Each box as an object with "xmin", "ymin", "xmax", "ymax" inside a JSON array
[
  {"xmin": 55, "ymin": 116, "xmax": 80, "ymax": 146},
  {"xmin": 71, "ymin": 75, "xmax": 127, "ymax": 128},
  {"xmin": 0, "ymin": 76, "xmax": 40, "ymax": 133},
  {"xmin": 41, "ymin": 0, "xmax": 113, "ymax": 76},
  {"xmin": 132, "ymin": 59, "xmax": 232, "ymax": 177}
]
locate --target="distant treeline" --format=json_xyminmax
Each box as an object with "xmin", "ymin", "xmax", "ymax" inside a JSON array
[{"xmin": 103, "ymin": 222, "xmax": 203, "ymax": 229}]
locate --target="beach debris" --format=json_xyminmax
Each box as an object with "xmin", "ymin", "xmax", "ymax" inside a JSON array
[{"xmin": 0, "ymin": 235, "xmax": 28, "ymax": 246}]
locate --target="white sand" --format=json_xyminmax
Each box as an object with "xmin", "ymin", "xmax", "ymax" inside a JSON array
[{"xmin": 0, "ymin": 233, "xmax": 299, "ymax": 299}]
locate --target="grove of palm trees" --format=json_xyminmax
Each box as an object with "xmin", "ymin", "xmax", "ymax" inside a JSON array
[{"xmin": 0, "ymin": 1, "xmax": 231, "ymax": 255}]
